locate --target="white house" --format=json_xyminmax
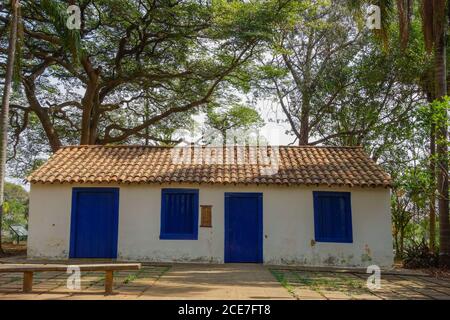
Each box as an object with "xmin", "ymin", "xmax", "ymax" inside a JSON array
[{"xmin": 27, "ymin": 145, "xmax": 393, "ymax": 267}]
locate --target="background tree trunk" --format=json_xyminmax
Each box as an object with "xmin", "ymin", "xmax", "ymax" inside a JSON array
[
  {"xmin": 425, "ymin": 81, "xmax": 436, "ymax": 252},
  {"xmin": 429, "ymin": 120, "xmax": 436, "ymax": 252},
  {"xmin": 298, "ymin": 102, "xmax": 310, "ymax": 145},
  {"xmin": 434, "ymin": 1, "xmax": 449, "ymax": 266},
  {"xmin": 0, "ymin": 0, "xmax": 19, "ymax": 254}
]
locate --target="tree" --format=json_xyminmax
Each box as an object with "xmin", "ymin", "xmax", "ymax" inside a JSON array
[
  {"xmin": 204, "ymin": 104, "xmax": 264, "ymax": 142},
  {"xmin": 257, "ymin": 4, "xmax": 364, "ymax": 145},
  {"xmin": 327, "ymin": 0, "xmax": 448, "ymax": 258},
  {"xmin": 431, "ymin": 0, "xmax": 450, "ymax": 268},
  {"xmin": 0, "ymin": 0, "xmax": 19, "ymax": 254},
  {"xmin": 392, "ymin": 188, "xmax": 413, "ymax": 258},
  {"xmin": 0, "ymin": 0, "xmax": 299, "ymax": 153},
  {"xmin": 2, "ymin": 182, "xmax": 28, "ymax": 240},
  {"xmin": 255, "ymin": 2, "xmax": 425, "ymax": 150},
  {"xmin": 390, "ymin": 0, "xmax": 449, "ymax": 266},
  {"xmin": 391, "ymin": 164, "xmax": 433, "ymax": 258}
]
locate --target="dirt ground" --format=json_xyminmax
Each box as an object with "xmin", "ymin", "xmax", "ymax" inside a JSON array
[{"xmin": 0, "ymin": 242, "xmax": 27, "ymax": 257}]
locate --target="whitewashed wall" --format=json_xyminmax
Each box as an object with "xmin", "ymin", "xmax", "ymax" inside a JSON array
[{"xmin": 28, "ymin": 183, "xmax": 393, "ymax": 267}]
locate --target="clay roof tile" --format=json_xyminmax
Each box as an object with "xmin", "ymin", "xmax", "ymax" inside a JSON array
[{"xmin": 27, "ymin": 145, "xmax": 391, "ymax": 188}]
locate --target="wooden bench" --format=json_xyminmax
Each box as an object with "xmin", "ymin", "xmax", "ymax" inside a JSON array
[{"xmin": 0, "ymin": 263, "xmax": 141, "ymax": 294}]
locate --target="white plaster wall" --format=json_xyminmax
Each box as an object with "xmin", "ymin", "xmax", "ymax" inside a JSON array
[
  {"xmin": 27, "ymin": 184, "xmax": 72, "ymax": 258},
  {"xmin": 28, "ymin": 183, "xmax": 393, "ymax": 267}
]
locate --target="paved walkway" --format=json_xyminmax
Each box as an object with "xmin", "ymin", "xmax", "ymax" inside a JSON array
[
  {"xmin": 0, "ymin": 261, "xmax": 449, "ymax": 300},
  {"xmin": 270, "ymin": 268, "xmax": 450, "ymax": 300},
  {"xmin": 0, "ymin": 263, "xmax": 292, "ymax": 300},
  {"xmin": 139, "ymin": 264, "xmax": 293, "ymax": 300}
]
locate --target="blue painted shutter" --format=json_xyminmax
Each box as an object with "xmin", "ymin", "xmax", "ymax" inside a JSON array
[
  {"xmin": 160, "ymin": 189, "xmax": 199, "ymax": 239},
  {"xmin": 313, "ymin": 192, "xmax": 353, "ymax": 243}
]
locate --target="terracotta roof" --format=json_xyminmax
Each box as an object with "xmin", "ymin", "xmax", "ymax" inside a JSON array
[{"xmin": 27, "ymin": 145, "xmax": 391, "ymax": 187}]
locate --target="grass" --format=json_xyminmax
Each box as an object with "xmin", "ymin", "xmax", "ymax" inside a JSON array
[
  {"xmin": 295, "ymin": 272, "xmax": 366, "ymax": 292},
  {"xmin": 270, "ymin": 269, "xmax": 371, "ymax": 297},
  {"xmin": 122, "ymin": 265, "xmax": 171, "ymax": 284},
  {"xmin": 123, "ymin": 273, "xmax": 138, "ymax": 284},
  {"xmin": 270, "ymin": 270, "xmax": 296, "ymax": 295}
]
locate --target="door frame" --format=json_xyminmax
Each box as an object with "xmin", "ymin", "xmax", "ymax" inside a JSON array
[
  {"xmin": 69, "ymin": 187, "xmax": 120, "ymax": 258},
  {"xmin": 224, "ymin": 192, "xmax": 263, "ymax": 263}
]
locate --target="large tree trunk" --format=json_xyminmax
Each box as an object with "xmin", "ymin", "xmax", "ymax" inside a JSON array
[
  {"xmin": 80, "ymin": 58, "xmax": 100, "ymax": 145},
  {"xmin": 434, "ymin": 1, "xmax": 450, "ymax": 267},
  {"xmin": 80, "ymin": 84, "xmax": 97, "ymax": 145},
  {"xmin": 23, "ymin": 79, "xmax": 61, "ymax": 152},
  {"xmin": 0, "ymin": 0, "xmax": 19, "ymax": 254},
  {"xmin": 298, "ymin": 98, "xmax": 310, "ymax": 145}
]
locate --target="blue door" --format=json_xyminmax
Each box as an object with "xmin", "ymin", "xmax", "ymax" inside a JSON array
[
  {"xmin": 225, "ymin": 193, "xmax": 263, "ymax": 263},
  {"xmin": 69, "ymin": 188, "xmax": 119, "ymax": 258}
]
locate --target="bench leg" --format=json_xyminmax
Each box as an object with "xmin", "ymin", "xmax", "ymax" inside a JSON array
[
  {"xmin": 105, "ymin": 271, "xmax": 114, "ymax": 295},
  {"xmin": 23, "ymin": 272, "xmax": 33, "ymax": 293}
]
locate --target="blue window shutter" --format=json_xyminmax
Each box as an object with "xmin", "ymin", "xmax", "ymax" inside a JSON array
[
  {"xmin": 313, "ymin": 191, "xmax": 353, "ymax": 243},
  {"xmin": 160, "ymin": 189, "xmax": 199, "ymax": 240}
]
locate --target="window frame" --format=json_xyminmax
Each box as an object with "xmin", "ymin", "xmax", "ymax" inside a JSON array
[
  {"xmin": 313, "ymin": 191, "xmax": 353, "ymax": 243},
  {"xmin": 160, "ymin": 188, "xmax": 199, "ymax": 240}
]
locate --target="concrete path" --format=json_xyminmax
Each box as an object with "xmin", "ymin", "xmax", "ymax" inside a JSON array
[
  {"xmin": 0, "ymin": 263, "xmax": 292, "ymax": 300},
  {"xmin": 2, "ymin": 261, "xmax": 448, "ymax": 300},
  {"xmin": 139, "ymin": 264, "xmax": 293, "ymax": 300}
]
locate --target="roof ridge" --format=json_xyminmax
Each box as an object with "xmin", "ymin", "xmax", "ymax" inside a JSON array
[{"xmin": 59, "ymin": 144, "xmax": 363, "ymax": 149}]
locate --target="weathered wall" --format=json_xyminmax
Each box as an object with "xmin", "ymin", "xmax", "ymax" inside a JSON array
[
  {"xmin": 27, "ymin": 184, "xmax": 72, "ymax": 258},
  {"xmin": 28, "ymin": 183, "xmax": 393, "ymax": 267}
]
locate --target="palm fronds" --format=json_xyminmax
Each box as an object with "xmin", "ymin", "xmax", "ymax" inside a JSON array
[{"xmin": 39, "ymin": 0, "xmax": 83, "ymax": 63}]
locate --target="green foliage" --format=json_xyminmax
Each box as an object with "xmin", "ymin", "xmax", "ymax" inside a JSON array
[
  {"xmin": 391, "ymin": 162, "xmax": 436, "ymax": 258},
  {"xmin": 4, "ymin": 181, "xmax": 28, "ymax": 204},
  {"xmin": 211, "ymin": 0, "xmax": 310, "ymax": 42},
  {"xmin": 1, "ymin": 182, "xmax": 28, "ymax": 239},
  {"xmin": 418, "ymin": 96, "xmax": 450, "ymax": 134},
  {"xmin": 403, "ymin": 240, "xmax": 439, "ymax": 269},
  {"xmin": 39, "ymin": 0, "xmax": 82, "ymax": 63},
  {"xmin": 2, "ymin": 0, "xmax": 301, "ymax": 166},
  {"xmin": 205, "ymin": 104, "xmax": 264, "ymax": 140},
  {"xmin": 255, "ymin": 0, "xmax": 428, "ymax": 153}
]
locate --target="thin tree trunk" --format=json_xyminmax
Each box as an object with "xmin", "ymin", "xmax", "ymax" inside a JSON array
[
  {"xmin": 399, "ymin": 228, "xmax": 405, "ymax": 257},
  {"xmin": 434, "ymin": 4, "xmax": 450, "ymax": 266},
  {"xmin": 430, "ymin": 120, "xmax": 436, "ymax": 251},
  {"xmin": 144, "ymin": 98, "xmax": 149, "ymax": 146},
  {"xmin": 0, "ymin": 0, "xmax": 19, "ymax": 254},
  {"xmin": 426, "ymin": 83, "xmax": 437, "ymax": 252}
]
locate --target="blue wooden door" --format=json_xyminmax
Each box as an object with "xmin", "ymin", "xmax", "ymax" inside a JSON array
[
  {"xmin": 225, "ymin": 193, "xmax": 263, "ymax": 263},
  {"xmin": 70, "ymin": 188, "xmax": 119, "ymax": 258}
]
